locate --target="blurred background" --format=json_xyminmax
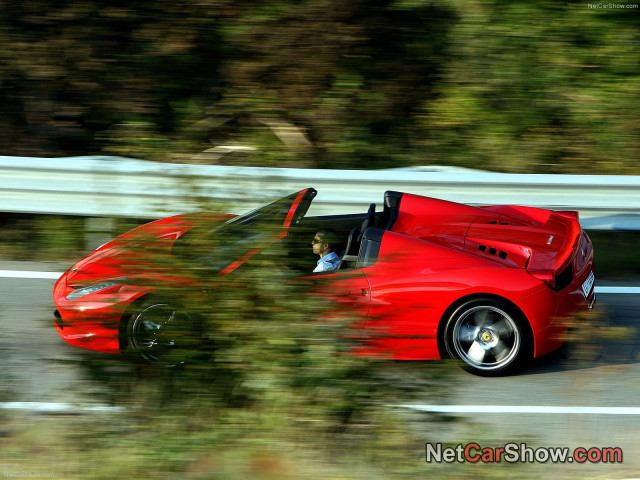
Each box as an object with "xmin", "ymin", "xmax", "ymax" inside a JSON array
[
  {"xmin": 1, "ymin": 0, "xmax": 639, "ymax": 173},
  {"xmin": 1, "ymin": 1, "xmax": 640, "ymax": 479}
]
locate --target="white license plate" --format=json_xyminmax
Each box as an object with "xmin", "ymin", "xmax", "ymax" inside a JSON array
[{"xmin": 581, "ymin": 271, "xmax": 595, "ymax": 298}]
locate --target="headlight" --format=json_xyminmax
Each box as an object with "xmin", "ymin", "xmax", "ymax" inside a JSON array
[{"xmin": 66, "ymin": 279, "xmax": 127, "ymax": 300}]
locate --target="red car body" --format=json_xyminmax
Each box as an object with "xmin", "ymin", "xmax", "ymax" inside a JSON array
[{"xmin": 53, "ymin": 188, "xmax": 595, "ymax": 375}]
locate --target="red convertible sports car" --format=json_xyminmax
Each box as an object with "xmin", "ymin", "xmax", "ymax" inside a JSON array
[{"xmin": 53, "ymin": 188, "xmax": 595, "ymax": 376}]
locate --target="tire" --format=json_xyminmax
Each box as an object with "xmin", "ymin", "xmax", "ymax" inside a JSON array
[
  {"xmin": 124, "ymin": 299, "xmax": 200, "ymax": 366},
  {"xmin": 443, "ymin": 298, "xmax": 532, "ymax": 376}
]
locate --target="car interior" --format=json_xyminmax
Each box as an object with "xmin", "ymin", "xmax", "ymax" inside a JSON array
[
  {"xmin": 174, "ymin": 190, "xmax": 402, "ymax": 276},
  {"xmin": 284, "ymin": 190, "xmax": 402, "ymax": 273}
]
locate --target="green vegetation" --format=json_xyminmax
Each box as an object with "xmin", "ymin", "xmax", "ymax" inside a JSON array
[
  {"xmin": 2, "ymin": 230, "xmax": 461, "ymax": 479},
  {"xmin": 0, "ymin": 1, "xmax": 639, "ymax": 173},
  {"xmin": 0, "ymin": 213, "xmax": 141, "ymax": 261}
]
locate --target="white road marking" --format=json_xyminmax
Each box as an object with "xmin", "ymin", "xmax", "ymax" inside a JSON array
[
  {"xmin": 596, "ymin": 286, "xmax": 640, "ymax": 294},
  {"xmin": 0, "ymin": 270, "xmax": 62, "ymax": 279},
  {"xmin": 398, "ymin": 405, "xmax": 640, "ymax": 415},
  {"xmin": 19, "ymin": 401, "xmax": 640, "ymax": 416},
  {"xmin": 0, "ymin": 402, "xmax": 123, "ymax": 414},
  {"xmin": 0, "ymin": 270, "xmax": 638, "ymax": 294}
]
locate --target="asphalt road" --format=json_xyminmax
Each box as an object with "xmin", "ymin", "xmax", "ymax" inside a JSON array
[
  {"xmin": 1, "ymin": 261, "xmax": 639, "ymax": 478},
  {"xmin": 0, "ymin": 262, "xmax": 81, "ymax": 405}
]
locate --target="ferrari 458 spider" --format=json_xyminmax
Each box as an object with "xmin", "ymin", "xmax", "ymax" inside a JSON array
[{"xmin": 53, "ymin": 188, "xmax": 595, "ymax": 375}]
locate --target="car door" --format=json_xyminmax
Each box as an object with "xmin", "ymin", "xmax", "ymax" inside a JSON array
[
  {"xmin": 310, "ymin": 268, "xmax": 371, "ymax": 330},
  {"xmin": 358, "ymin": 229, "xmax": 447, "ymax": 360},
  {"xmin": 306, "ymin": 227, "xmax": 385, "ymax": 331}
]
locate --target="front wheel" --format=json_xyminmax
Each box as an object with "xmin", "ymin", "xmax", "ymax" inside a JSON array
[
  {"xmin": 124, "ymin": 299, "xmax": 200, "ymax": 366},
  {"xmin": 443, "ymin": 298, "xmax": 532, "ymax": 376}
]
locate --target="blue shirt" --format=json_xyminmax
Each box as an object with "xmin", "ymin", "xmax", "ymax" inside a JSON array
[{"xmin": 314, "ymin": 251, "xmax": 341, "ymax": 272}]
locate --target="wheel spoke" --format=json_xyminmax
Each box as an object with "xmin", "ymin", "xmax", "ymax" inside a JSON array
[
  {"xmin": 467, "ymin": 341, "xmax": 486, "ymax": 363},
  {"xmin": 490, "ymin": 318, "xmax": 510, "ymax": 334},
  {"xmin": 490, "ymin": 340, "xmax": 510, "ymax": 361},
  {"xmin": 460, "ymin": 323, "xmax": 480, "ymax": 343},
  {"xmin": 143, "ymin": 319, "xmax": 160, "ymax": 331},
  {"xmin": 472, "ymin": 309, "xmax": 490, "ymax": 327}
]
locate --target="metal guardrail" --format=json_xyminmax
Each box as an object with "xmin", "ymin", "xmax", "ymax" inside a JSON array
[{"xmin": 1, "ymin": 155, "xmax": 639, "ymax": 230}]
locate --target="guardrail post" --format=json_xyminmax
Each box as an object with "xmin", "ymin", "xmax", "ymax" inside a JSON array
[{"xmin": 84, "ymin": 217, "xmax": 116, "ymax": 251}]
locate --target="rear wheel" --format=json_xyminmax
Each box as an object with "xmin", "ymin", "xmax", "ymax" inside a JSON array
[
  {"xmin": 124, "ymin": 299, "xmax": 200, "ymax": 366},
  {"xmin": 443, "ymin": 298, "xmax": 531, "ymax": 376}
]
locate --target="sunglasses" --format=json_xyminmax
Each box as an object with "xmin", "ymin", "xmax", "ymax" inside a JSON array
[{"xmin": 311, "ymin": 237, "xmax": 323, "ymax": 244}]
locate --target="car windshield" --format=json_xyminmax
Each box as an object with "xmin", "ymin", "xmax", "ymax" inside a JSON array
[
  {"xmin": 209, "ymin": 190, "xmax": 302, "ymax": 237},
  {"xmin": 175, "ymin": 190, "xmax": 314, "ymax": 271}
]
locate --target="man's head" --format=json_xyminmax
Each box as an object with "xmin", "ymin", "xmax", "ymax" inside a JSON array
[{"xmin": 311, "ymin": 228, "xmax": 340, "ymax": 258}]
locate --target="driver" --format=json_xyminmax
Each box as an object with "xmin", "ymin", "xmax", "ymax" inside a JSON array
[{"xmin": 311, "ymin": 229, "xmax": 341, "ymax": 272}]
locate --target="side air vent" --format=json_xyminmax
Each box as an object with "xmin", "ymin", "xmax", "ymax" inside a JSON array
[{"xmin": 478, "ymin": 244, "xmax": 508, "ymax": 260}]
